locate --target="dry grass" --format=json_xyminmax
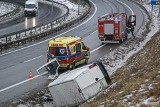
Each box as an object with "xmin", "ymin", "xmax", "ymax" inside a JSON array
[{"xmin": 83, "ymin": 19, "xmax": 160, "ymax": 107}]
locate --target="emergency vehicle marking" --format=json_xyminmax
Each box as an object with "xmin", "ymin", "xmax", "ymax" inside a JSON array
[
  {"xmin": 51, "ymin": 44, "xmax": 63, "ymax": 47},
  {"xmin": 59, "ymin": 48, "xmax": 65, "ymax": 54},
  {"xmin": 47, "ymin": 36, "xmax": 90, "ymax": 69}
]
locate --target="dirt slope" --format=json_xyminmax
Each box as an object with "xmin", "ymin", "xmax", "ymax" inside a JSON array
[{"xmin": 83, "ymin": 29, "xmax": 160, "ymax": 106}]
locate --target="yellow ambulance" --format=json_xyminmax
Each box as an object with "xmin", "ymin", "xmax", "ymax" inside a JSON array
[{"xmin": 47, "ymin": 36, "xmax": 90, "ymax": 70}]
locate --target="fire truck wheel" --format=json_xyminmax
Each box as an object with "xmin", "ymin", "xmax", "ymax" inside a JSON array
[
  {"xmin": 125, "ymin": 35, "xmax": 128, "ymax": 40},
  {"xmin": 125, "ymin": 34, "xmax": 128, "ymax": 40},
  {"xmin": 119, "ymin": 37, "xmax": 124, "ymax": 43}
]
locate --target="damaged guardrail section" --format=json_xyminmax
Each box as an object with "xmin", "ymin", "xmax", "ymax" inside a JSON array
[{"xmin": 0, "ymin": 0, "xmax": 91, "ymax": 52}]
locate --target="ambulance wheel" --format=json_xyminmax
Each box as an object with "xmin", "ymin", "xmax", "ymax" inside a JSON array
[
  {"xmin": 84, "ymin": 59, "xmax": 88, "ymax": 65},
  {"xmin": 72, "ymin": 64, "xmax": 75, "ymax": 69},
  {"xmin": 70, "ymin": 63, "xmax": 75, "ymax": 70},
  {"xmin": 101, "ymin": 42, "xmax": 105, "ymax": 45}
]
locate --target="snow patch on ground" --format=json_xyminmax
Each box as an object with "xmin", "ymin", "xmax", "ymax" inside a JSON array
[
  {"xmin": 0, "ymin": 2, "xmax": 16, "ymax": 16},
  {"xmin": 96, "ymin": 1, "xmax": 160, "ymax": 106},
  {"xmin": 2, "ymin": 0, "xmax": 160, "ymax": 107},
  {"xmin": 100, "ymin": 0, "xmax": 159, "ymax": 77},
  {"xmin": 54, "ymin": 0, "xmax": 89, "ymax": 19}
]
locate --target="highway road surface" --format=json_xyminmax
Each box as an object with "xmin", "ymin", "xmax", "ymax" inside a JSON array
[
  {"xmin": 0, "ymin": 0, "xmax": 145, "ymax": 106},
  {"xmin": 0, "ymin": 0, "xmax": 63, "ymax": 35}
]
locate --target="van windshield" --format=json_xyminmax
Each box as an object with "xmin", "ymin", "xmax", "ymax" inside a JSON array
[
  {"xmin": 25, "ymin": 4, "xmax": 35, "ymax": 9},
  {"xmin": 49, "ymin": 47, "xmax": 67, "ymax": 56}
]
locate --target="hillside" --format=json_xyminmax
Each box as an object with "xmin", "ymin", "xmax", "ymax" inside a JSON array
[
  {"xmin": 83, "ymin": 31, "xmax": 160, "ymax": 107},
  {"xmin": 7, "ymin": 0, "xmax": 160, "ymax": 107},
  {"xmin": 83, "ymin": 1, "xmax": 160, "ymax": 107}
]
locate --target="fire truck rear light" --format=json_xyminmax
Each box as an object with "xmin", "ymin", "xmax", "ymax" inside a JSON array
[{"xmin": 115, "ymin": 30, "xmax": 118, "ymax": 33}]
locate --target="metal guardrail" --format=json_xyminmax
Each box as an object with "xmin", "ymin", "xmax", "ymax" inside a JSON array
[{"xmin": 0, "ymin": 0, "xmax": 91, "ymax": 53}]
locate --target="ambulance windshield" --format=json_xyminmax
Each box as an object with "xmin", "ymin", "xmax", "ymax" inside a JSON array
[{"xmin": 49, "ymin": 47, "xmax": 67, "ymax": 56}]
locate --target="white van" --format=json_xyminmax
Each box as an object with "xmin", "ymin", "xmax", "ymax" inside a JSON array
[
  {"xmin": 24, "ymin": 0, "xmax": 38, "ymax": 16},
  {"xmin": 37, "ymin": 59, "xmax": 111, "ymax": 107},
  {"xmin": 47, "ymin": 61, "xmax": 111, "ymax": 107}
]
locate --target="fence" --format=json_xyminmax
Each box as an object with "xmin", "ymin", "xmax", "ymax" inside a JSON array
[{"xmin": 0, "ymin": 0, "xmax": 91, "ymax": 52}]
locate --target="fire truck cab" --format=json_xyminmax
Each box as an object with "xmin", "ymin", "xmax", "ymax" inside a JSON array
[
  {"xmin": 47, "ymin": 36, "xmax": 90, "ymax": 70},
  {"xmin": 98, "ymin": 13, "xmax": 136, "ymax": 43}
]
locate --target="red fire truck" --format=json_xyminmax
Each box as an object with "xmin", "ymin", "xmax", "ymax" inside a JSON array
[{"xmin": 98, "ymin": 13, "xmax": 136, "ymax": 43}]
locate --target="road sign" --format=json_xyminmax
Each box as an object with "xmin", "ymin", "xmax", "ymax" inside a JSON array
[{"xmin": 151, "ymin": 0, "xmax": 160, "ymax": 5}]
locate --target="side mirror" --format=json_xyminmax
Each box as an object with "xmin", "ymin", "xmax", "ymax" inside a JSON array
[
  {"xmin": 128, "ymin": 15, "xmax": 136, "ymax": 26},
  {"xmin": 86, "ymin": 47, "xmax": 89, "ymax": 51}
]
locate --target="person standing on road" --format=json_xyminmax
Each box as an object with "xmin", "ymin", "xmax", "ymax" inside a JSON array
[{"xmin": 127, "ymin": 23, "xmax": 135, "ymax": 38}]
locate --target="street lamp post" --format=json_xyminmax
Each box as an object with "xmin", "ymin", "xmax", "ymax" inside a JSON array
[
  {"xmin": 159, "ymin": 0, "xmax": 160, "ymax": 16},
  {"xmin": 78, "ymin": 0, "xmax": 80, "ymax": 15},
  {"xmin": 51, "ymin": 0, "xmax": 53, "ymax": 29}
]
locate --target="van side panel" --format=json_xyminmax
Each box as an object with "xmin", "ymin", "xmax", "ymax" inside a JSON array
[
  {"xmin": 75, "ymin": 69, "xmax": 98, "ymax": 100},
  {"xmin": 49, "ymin": 81, "xmax": 84, "ymax": 107}
]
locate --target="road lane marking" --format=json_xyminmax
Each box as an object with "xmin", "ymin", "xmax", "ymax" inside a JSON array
[
  {"xmin": 0, "ymin": 75, "xmax": 40, "ymax": 93},
  {"xmin": 0, "ymin": 44, "xmax": 105, "ymax": 93},
  {"xmin": 91, "ymin": 44, "xmax": 105, "ymax": 53},
  {"xmin": 117, "ymin": 0, "xmax": 134, "ymax": 15},
  {"xmin": 0, "ymin": 1, "xmax": 135, "ymax": 93},
  {"xmin": 23, "ymin": 55, "xmax": 43, "ymax": 63},
  {"xmin": 0, "ymin": 0, "xmax": 97, "ymax": 57},
  {"xmin": 0, "ymin": 0, "xmax": 97, "ymax": 93}
]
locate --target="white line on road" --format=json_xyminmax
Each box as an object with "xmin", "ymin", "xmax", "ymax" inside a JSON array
[
  {"xmin": 0, "ymin": 0, "xmax": 97, "ymax": 93},
  {"xmin": 117, "ymin": 0, "xmax": 134, "ymax": 15},
  {"xmin": 0, "ymin": 43, "xmax": 105, "ymax": 93},
  {"xmin": 23, "ymin": 55, "xmax": 43, "ymax": 63},
  {"xmin": 0, "ymin": 0, "xmax": 97, "ymax": 57},
  {"xmin": 0, "ymin": 0, "xmax": 135, "ymax": 93},
  {"xmin": 0, "ymin": 75, "xmax": 40, "ymax": 93},
  {"xmin": 91, "ymin": 44, "xmax": 105, "ymax": 53}
]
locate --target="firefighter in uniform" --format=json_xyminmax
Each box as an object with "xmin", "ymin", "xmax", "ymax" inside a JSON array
[{"xmin": 127, "ymin": 22, "xmax": 135, "ymax": 38}]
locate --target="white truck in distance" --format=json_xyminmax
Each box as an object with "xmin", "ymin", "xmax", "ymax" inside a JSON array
[{"xmin": 24, "ymin": 0, "xmax": 38, "ymax": 16}]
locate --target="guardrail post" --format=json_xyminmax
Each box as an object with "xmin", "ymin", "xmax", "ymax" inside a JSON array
[
  {"xmin": 16, "ymin": 33, "xmax": 18, "ymax": 39},
  {"xmin": 40, "ymin": 26, "xmax": 41, "ymax": 33},
  {"xmin": 35, "ymin": 28, "xmax": 36, "ymax": 34},
  {"xmin": 18, "ymin": 41, "xmax": 20, "ymax": 46},
  {"xmin": 0, "ymin": 46, "xmax": 2, "ymax": 52},
  {"xmin": 6, "ymin": 36, "xmax": 8, "ymax": 43},
  {"xmin": 0, "ymin": 0, "xmax": 91, "ymax": 52},
  {"xmin": 5, "ymin": 44, "xmax": 8, "ymax": 50}
]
